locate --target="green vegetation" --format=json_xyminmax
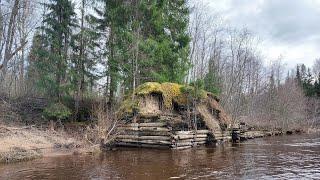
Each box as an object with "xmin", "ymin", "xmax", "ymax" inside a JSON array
[
  {"xmin": 296, "ymin": 64, "xmax": 320, "ymax": 97},
  {"xmin": 43, "ymin": 102, "xmax": 72, "ymax": 121},
  {"xmin": 118, "ymin": 82, "xmax": 211, "ymax": 118}
]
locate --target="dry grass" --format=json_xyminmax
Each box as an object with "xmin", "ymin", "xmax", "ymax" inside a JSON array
[{"xmin": 0, "ymin": 126, "xmax": 82, "ymax": 163}]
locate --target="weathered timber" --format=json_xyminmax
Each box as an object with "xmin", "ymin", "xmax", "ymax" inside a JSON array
[
  {"xmin": 116, "ymin": 135, "xmax": 171, "ymax": 141},
  {"xmin": 119, "ymin": 130, "xmax": 172, "ymax": 136},
  {"xmin": 196, "ymin": 130, "xmax": 210, "ymax": 134},
  {"xmin": 172, "ymin": 146, "xmax": 192, "ymax": 150},
  {"xmin": 173, "ymin": 134, "xmax": 194, "ymax": 140},
  {"xmin": 118, "ymin": 126, "xmax": 170, "ymax": 132},
  {"xmin": 175, "ymin": 131, "xmax": 194, "ymax": 135},
  {"xmin": 174, "ymin": 142, "xmax": 193, "ymax": 147},
  {"xmin": 120, "ymin": 123, "xmax": 166, "ymax": 127},
  {"xmin": 118, "ymin": 139, "xmax": 172, "ymax": 145},
  {"xmin": 194, "ymin": 141, "xmax": 206, "ymax": 145},
  {"xmin": 194, "ymin": 138, "xmax": 207, "ymax": 142},
  {"xmin": 195, "ymin": 134, "xmax": 207, "ymax": 138},
  {"xmin": 116, "ymin": 142, "xmax": 170, "ymax": 149}
]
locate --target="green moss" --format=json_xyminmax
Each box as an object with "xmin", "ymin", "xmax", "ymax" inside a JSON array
[{"xmin": 117, "ymin": 82, "xmax": 214, "ymax": 118}]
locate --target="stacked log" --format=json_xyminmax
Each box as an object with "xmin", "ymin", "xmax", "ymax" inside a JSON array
[
  {"xmin": 116, "ymin": 123, "xmax": 211, "ymax": 149},
  {"xmin": 116, "ymin": 123, "xmax": 172, "ymax": 148},
  {"xmin": 171, "ymin": 130, "xmax": 209, "ymax": 149}
]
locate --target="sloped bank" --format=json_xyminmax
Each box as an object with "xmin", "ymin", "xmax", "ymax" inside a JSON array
[{"xmin": 0, "ymin": 126, "xmax": 86, "ymax": 163}]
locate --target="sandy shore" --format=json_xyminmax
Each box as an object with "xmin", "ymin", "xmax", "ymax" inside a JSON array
[{"xmin": 0, "ymin": 125, "xmax": 99, "ymax": 163}]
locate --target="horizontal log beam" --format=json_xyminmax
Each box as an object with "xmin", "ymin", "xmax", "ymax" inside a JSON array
[
  {"xmin": 173, "ymin": 134, "xmax": 194, "ymax": 140},
  {"xmin": 175, "ymin": 131, "xmax": 194, "ymax": 135},
  {"xmin": 120, "ymin": 123, "xmax": 167, "ymax": 127},
  {"xmin": 116, "ymin": 142, "xmax": 170, "ymax": 149},
  {"xmin": 119, "ymin": 131, "xmax": 172, "ymax": 136},
  {"xmin": 118, "ymin": 127, "xmax": 170, "ymax": 132},
  {"xmin": 174, "ymin": 142, "xmax": 193, "ymax": 147},
  {"xmin": 118, "ymin": 139, "xmax": 172, "ymax": 145},
  {"xmin": 116, "ymin": 135, "xmax": 171, "ymax": 141},
  {"xmin": 172, "ymin": 146, "xmax": 192, "ymax": 150},
  {"xmin": 196, "ymin": 130, "xmax": 210, "ymax": 134}
]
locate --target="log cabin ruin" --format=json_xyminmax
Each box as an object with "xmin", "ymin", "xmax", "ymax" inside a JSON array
[{"xmin": 115, "ymin": 82, "xmax": 232, "ymax": 149}]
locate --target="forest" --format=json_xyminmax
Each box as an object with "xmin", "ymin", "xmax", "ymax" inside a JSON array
[{"xmin": 0, "ymin": 0, "xmax": 320, "ymax": 135}]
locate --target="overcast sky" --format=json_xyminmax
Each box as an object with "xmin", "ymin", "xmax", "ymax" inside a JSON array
[{"xmin": 204, "ymin": 0, "xmax": 320, "ymax": 68}]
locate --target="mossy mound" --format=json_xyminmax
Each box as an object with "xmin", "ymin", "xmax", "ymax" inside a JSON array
[{"xmin": 117, "ymin": 82, "xmax": 213, "ymax": 118}]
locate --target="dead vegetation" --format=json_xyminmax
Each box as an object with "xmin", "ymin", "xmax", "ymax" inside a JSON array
[{"xmin": 0, "ymin": 125, "xmax": 83, "ymax": 163}]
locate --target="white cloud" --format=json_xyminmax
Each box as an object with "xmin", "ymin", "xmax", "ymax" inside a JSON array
[{"xmin": 203, "ymin": 0, "xmax": 320, "ymax": 67}]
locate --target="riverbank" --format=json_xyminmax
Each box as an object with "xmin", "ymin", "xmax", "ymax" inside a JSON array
[
  {"xmin": 0, "ymin": 125, "xmax": 100, "ymax": 163},
  {"xmin": 1, "ymin": 133, "xmax": 319, "ymax": 179},
  {"xmin": 0, "ymin": 124, "xmax": 316, "ymax": 164}
]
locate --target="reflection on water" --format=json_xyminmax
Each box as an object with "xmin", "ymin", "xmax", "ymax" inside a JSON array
[{"xmin": 0, "ymin": 134, "xmax": 319, "ymax": 180}]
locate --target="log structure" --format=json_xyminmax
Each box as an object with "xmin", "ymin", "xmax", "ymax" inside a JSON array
[
  {"xmin": 115, "ymin": 123, "xmax": 231, "ymax": 149},
  {"xmin": 114, "ymin": 82, "xmax": 233, "ymax": 149}
]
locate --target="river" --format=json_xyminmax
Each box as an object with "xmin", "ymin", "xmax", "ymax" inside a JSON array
[{"xmin": 0, "ymin": 133, "xmax": 319, "ymax": 180}]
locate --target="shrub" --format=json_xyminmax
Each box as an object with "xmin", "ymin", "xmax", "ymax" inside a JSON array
[{"xmin": 44, "ymin": 102, "xmax": 72, "ymax": 120}]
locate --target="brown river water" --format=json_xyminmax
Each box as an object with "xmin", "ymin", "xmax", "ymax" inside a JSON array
[{"xmin": 0, "ymin": 133, "xmax": 319, "ymax": 180}]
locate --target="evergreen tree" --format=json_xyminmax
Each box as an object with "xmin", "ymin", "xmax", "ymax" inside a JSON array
[
  {"xmin": 302, "ymin": 68, "xmax": 315, "ymax": 96},
  {"xmin": 71, "ymin": 0, "xmax": 101, "ymax": 117},
  {"xmin": 315, "ymin": 73, "xmax": 320, "ymax": 97},
  {"xmin": 92, "ymin": 0, "xmax": 190, "ymax": 104},
  {"xmin": 296, "ymin": 64, "xmax": 315, "ymax": 97},
  {"xmin": 36, "ymin": 0, "xmax": 77, "ymax": 99},
  {"xmin": 139, "ymin": 0, "xmax": 190, "ymax": 84}
]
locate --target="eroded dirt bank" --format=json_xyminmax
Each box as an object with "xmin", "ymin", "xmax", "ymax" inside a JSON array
[{"xmin": 0, "ymin": 125, "xmax": 99, "ymax": 163}]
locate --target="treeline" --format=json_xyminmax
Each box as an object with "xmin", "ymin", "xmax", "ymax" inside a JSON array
[{"xmin": 0, "ymin": 0, "xmax": 319, "ymax": 129}]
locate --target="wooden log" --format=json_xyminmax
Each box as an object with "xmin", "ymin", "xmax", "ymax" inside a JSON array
[
  {"xmin": 139, "ymin": 127, "xmax": 170, "ymax": 132},
  {"xmin": 139, "ymin": 144, "xmax": 170, "ymax": 149},
  {"xmin": 121, "ymin": 123, "xmax": 166, "ymax": 127},
  {"xmin": 172, "ymin": 134, "xmax": 194, "ymax": 140},
  {"xmin": 174, "ymin": 139, "xmax": 194, "ymax": 143},
  {"xmin": 175, "ymin": 131, "xmax": 194, "ymax": 135},
  {"xmin": 118, "ymin": 127, "xmax": 139, "ymax": 131},
  {"xmin": 194, "ymin": 138, "xmax": 207, "ymax": 142},
  {"xmin": 119, "ymin": 130, "xmax": 172, "ymax": 136},
  {"xmin": 172, "ymin": 146, "xmax": 192, "ymax": 150},
  {"xmin": 118, "ymin": 126, "xmax": 170, "ymax": 132},
  {"xmin": 196, "ymin": 130, "xmax": 210, "ymax": 134},
  {"xmin": 194, "ymin": 141, "xmax": 206, "ymax": 145},
  {"xmin": 116, "ymin": 142, "xmax": 140, "ymax": 147},
  {"xmin": 174, "ymin": 142, "xmax": 193, "ymax": 147},
  {"xmin": 116, "ymin": 142, "xmax": 170, "ymax": 149},
  {"xmin": 195, "ymin": 134, "xmax": 207, "ymax": 138},
  {"xmin": 118, "ymin": 139, "xmax": 172, "ymax": 145},
  {"xmin": 116, "ymin": 135, "xmax": 171, "ymax": 141}
]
